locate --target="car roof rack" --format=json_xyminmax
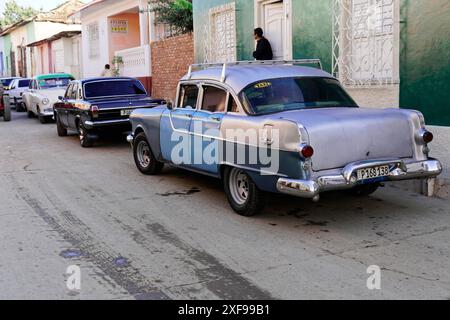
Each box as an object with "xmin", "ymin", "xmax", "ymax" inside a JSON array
[{"xmin": 187, "ymin": 59, "xmax": 323, "ymax": 82}]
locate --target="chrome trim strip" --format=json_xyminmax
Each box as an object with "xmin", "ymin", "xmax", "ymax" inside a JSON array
[{"xmin": 84, "ymin": 119, "xmax": 130, "ymax": 128}]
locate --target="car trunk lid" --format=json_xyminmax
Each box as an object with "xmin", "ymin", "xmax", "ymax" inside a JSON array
[{"xmin": 277, "ymin": 107, "xmax": 414, "ymax": 171}]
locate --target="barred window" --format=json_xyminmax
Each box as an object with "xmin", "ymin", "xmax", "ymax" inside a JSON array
[
  {"xmin": 88, "ymin": 23, "xmax": 100, "ymax": 58},
  {"xmin": 207, "ymin": 3, "xmax": 236, "ymax": 63}
]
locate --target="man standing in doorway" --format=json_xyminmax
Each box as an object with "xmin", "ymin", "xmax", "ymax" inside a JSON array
[
  {"xmin": 101, "ymin": 64, "xmax": 114, "ymax": 77},
  {"xmin": 253, "ymin": 28, "xmax": 273, "ymax": 61}
]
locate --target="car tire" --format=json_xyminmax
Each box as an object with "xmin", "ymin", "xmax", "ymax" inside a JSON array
[
  {"xmin": 56, "ymin": 113, "xmax": 67, "ymax": 137},
  {"xmin": 37, "ymin": 107, "xmax": 47, "ymax": 124},
  {"xmin": 133, "ymin": 133, "xmax": 164, "ymax": 175},
  {"xmin": 348, "ymin": 183, "xmax": 380, "ymax": 197},
  {"xmin": 3, "ymin": 105, "xmax": 11, "ymax": 121},
  {"xmin": 223, "ymin": 167, "xmax": 265, "ymax": 217},
  {"xmin": 78, "ymin": 121, "xmax": 94, "ymax": 148}
]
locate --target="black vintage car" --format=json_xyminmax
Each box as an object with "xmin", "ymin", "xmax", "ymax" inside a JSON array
[{"xmin": 53, "ymin": 77, "xmax": 164, "ymax": 147}]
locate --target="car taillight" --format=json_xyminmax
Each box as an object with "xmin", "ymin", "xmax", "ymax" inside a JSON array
[
  {"xmin": 422, "ymin": 131, "xmax": 434, "ymax": 144},
  {"xmin": 300, "ymin": 145, "xmax": 314, "ymax": 158},
  {"xmin": 91, "ymin": 105, "xmax": 99, "ymax": 119}
]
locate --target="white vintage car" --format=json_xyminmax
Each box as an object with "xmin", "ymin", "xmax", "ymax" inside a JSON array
[
  {"xmin": 23, "ymin": 73, "xmax": 74, "ymax": 123},
  {"xmin": 7, "ymin": 78, "xmax": 31, "ymax": 111}
]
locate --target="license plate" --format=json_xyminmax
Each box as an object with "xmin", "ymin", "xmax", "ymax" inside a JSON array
[
  {"xmin": 357, "ymin": 165, "xmax": 390, "ymax": 181},
  {"xmin": 121, "ymin": 109, "xmax": 133, "ymax": 116}
]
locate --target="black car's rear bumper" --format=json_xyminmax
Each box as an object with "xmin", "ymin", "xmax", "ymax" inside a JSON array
[{"xmin": 84, "ymin": 119, "xmax": 130, "ymax": 130}]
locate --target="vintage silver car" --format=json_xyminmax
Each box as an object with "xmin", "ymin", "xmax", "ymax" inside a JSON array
[{"xmin": 127, "ymin": 60, "xmax": 442, "ymax": 216}]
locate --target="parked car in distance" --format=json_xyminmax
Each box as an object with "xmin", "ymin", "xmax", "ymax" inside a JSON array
[
  {"xmin": 0, "ymin": 77, "xmax": 21, "ymax": 91},
  {"xmin": 0, "ymin": 83, "xmax": 11, "ymax": 121},
  {"xmin": 127, "ymin": 60, "xmax": 443, "ymax": 217},
  {"xmin": 53, "ymin": 77, "xmax": 164, "ymax": 147},
  {"xmin": 22, "ymin": 73, "xmax": 74, "ymax": 124},
  {"xmin": 8, "ymin": 78, "xmax": 31, "ymax": 111}
]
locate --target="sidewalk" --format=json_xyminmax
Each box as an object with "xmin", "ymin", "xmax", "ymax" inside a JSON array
[{"xmin": 429, "ymin": 126, "xmax": 450, "ymax": 199}]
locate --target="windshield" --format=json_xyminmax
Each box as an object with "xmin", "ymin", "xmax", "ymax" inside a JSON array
[
  {"xmin": 84, "ymin": 80, "xmax": 147, "ymax": 99},
  {"xmin": 241, "ymin": 77, "xmax": 358, "ymax": 115},
  {"xmin": 39, "ymin": 77, "xmax": 72, "ymax": 89},
  {"xmin": 1, "ymin": 78, "xmax": 15, "ymax": 87}
]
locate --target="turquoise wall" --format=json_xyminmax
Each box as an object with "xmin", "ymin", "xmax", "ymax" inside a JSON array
[
  {"xmin": 192, "ymin": 0, "xmax": 333, "ymax": 72},
  {"xmin": 192, "ymin": 0, "xmax": 254, "ymax": 62},
  {"xmin": 292, "ymin": 0, "xmax": 333, "ymax": 73},
  {"xmin": 399, "ymin": 0, "xmax": 450, "ymax": 126},
  {"xmin": 3, "ymin": 34, "xmax": 12, "ymax": 75}
]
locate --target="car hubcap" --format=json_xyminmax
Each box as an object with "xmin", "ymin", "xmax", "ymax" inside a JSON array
[
  {"xmin": 79, "ymin": 126, "xmax": 85, "ymax": 141},
  {"xmin": 229, "ymin": 168, "xmax": 249, "ymax": 205},
  {"xmin": 136, "ymin": 141, "xmax": 151, "ymax": 168}
]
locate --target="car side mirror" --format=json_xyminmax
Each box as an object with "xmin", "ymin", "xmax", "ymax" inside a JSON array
[
  {"xmin": 166, "ymin": 98, "xmax": 174, "ymax": 110},
  {"xmin": 58, "ymin": 96, "xmax": 65, "ymax": 101}
]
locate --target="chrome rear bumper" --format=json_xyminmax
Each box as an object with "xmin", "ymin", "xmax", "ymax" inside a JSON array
[{"xmin": 276, "ymin": 159, "xmax": 442, "ymax": 199}]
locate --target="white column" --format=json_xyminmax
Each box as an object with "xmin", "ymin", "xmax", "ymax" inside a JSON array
[{"xmin": 139, "ymin": 0, "xmax": 149, "ymax": 46}]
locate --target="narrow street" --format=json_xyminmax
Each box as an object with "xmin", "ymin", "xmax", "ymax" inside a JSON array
[{"xmin": 1, "ymin": 111, "xmax": 449, "ymax": 300}]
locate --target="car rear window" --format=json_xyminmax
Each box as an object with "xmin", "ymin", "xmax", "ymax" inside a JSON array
[{"xmin": 84, "ymin": 80, "xmax": 147, "ymax": 99}]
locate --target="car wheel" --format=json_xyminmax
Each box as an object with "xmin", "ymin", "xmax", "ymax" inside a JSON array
[
  {"xmin": 223, "ymin": 167, "xmax": 265, "ymax": 217},
  {"xmin": 348, "ymin": 183, "xmax": 380, "ymax": 197},
  {"xmin": 27, "ymin": 107, "xmax": 34, "ymax": 118},
  {"xmin": 56, "ymin": 113, "xmax": 67, "ymax": 137},
  {"xmin": 37, "ymin": 107, "xmax": 47, "ymax": 124},
  {"xmin": 78, "ymin": 122, "xmax": 94, "ymax": 148},
  {"xmin": 133, "ymin": 133, "xmax": 164, "ymax": 175},
  {"xmin": 3, "ymin": 105, "xmax": 11, "ymax": 121}
]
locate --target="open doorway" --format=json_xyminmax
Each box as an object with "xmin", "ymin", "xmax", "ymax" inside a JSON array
[{"xmin": 254, "ymin": 0, "xmax": 292, "ymax": 60}]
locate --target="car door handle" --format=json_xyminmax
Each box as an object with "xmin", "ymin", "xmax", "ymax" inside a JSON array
[{"xmin": 211, "ymin": 116, "xmax": 221, "ymax": 121}]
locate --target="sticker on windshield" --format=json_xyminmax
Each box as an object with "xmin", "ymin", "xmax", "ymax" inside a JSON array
[{"xmin": 254, "ymin": 81, "xmax": 272, "ymax": 89}]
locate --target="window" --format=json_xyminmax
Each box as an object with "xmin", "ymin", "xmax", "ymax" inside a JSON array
[
  {"xmin": 241, "ymin": 77, "xmax": 358, "ymax": 115},
  {"xmin": 70, "ymin": 84, "xmax": 78, "ymax": 99},
  {"xmin": 228, "ymin": 96, "xmax": 239, "ymax": 113},
  {"xmin": 18, "ymin": 80, "xmax": 30, "ymax": 88},
  {"xmin": 84, "ymin": 80, "xmax": 147, "ymax": 99},
  {"xmin": 332, "ymin": 0, "xmax": 399, "ymax": 86},
  {"xmin": 179, "ymin": 85, "xmax": 199, "ymax": 109},
  {"xmin": 88, "ymin": 23, "xmax": 100, "ymax": 58},
  {"xmin": 201, "ymin": 86, "xmax": 227, "ymax": 113},
  {"xmin": 39, "ymin": 77, "xmax": 73, "ymax": 89},
  {"xmin": 65, "ymin": 84, "xmax": 73, "ymax": 99},
  {"xmin": 207, "ymin": 3, "xmax": 236, "ymax": 62}
]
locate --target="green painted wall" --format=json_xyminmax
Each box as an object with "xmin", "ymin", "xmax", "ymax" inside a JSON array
[
  {"xmin": 193, "ymin": 0, "xmax": 332, "ymax": 71},
  {"xmin": 399, "ymin": 0, "xmax": 450, "ymax": 126},
  {"xmin": 3, "ymin": 34, "xmax": 12, "ymax": 75},
  {"xmin": 292, "ymin": 0, "xmax": 333, "ymax": 73},
  {"xmin": 26, "ymin": 21, "xmax": 36, "ymax": 43},
  {"xmin": 192, "ymin": 0, "xmax": 254, "ymax": 62}
]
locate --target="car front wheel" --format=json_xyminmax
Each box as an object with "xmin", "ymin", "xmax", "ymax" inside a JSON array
[
  {"xmin": 223, "ymin": 167, "xmax": 265, "ymax": 217},
  {"xmin": 133, "ymin": 133, "xmax": 164, "ymax": 175}
]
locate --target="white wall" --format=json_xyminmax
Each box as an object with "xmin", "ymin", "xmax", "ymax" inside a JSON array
[{"xmin": 79, "ymin": 0, "xmax": 148, "ymax": 78}]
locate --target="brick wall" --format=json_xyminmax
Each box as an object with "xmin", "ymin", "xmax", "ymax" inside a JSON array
[{"xmin": 150, "ymin": 33, "xmax": 194, "ymax": 101}]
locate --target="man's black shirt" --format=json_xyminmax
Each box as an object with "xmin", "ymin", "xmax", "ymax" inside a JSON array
[{"xmin": 253, "ymin": 37, "xmax": 274, "ymax": 60}]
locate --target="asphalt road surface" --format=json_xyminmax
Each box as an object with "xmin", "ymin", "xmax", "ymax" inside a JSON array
[{"xmin": 1, "ymin": 111, "xmax": 449, "ymax": 299}]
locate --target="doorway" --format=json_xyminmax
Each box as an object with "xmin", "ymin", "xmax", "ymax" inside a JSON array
[{"xmin": 254, "ymin": 0, "xmax": 292, "ymax": 60}]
